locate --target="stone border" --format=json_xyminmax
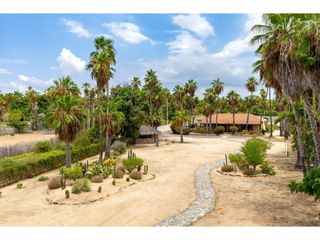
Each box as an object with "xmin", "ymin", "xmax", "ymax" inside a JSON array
[
  {"xmin": 216, "ymin": 169, "xmax": 270, "ymax": 178},
  {"xmin": 155, "ymin": 163, "xmax": 216, "ymax": 226}
]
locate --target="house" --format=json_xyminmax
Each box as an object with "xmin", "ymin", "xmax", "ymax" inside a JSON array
[
  {"xmin": 195, "ymin": 113, "xmax": 261, "ymax": 133},
  {"xmin": 136, "ymin": 125, "xmax": 161, "ymax": 144}
]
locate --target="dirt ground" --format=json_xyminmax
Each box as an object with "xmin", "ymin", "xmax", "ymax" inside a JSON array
[
  {"xmin": 0, "ymin": 131, "xmax": 318, "ymax": 226},
  {"xmin": 194, "ymin": 147, "xmax": 320, "ymax": 226},
  {"xmin": 0, "ymin": 132, "xmax": 56, "ymax": 146}
]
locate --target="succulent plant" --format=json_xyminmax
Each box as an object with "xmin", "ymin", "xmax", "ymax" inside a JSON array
[
  {"xmin": 143, "ymin": 165, "xmax": 149, "ymax": 175},
  {"xmin": 98, "ymin": 186, "xmax": 102, "ymax": 193},
  {"xmin": 65, "ymin": 190, "xmax": 70, "ymax": 199}
]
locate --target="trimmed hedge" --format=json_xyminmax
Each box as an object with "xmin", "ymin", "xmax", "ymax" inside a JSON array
[{"xmin": 0, "ymin": 144, "xmax": 100, "ymax": 187}]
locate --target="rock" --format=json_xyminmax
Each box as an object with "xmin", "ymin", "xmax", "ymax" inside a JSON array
[{"xmin": 129, "ymin": 170, "xmax": 142, "ymax": 180}]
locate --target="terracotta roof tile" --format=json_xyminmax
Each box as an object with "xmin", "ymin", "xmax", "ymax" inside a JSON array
[{"xmin": 195, "ymin": 113, "xmax": 261, "ymax": 125}]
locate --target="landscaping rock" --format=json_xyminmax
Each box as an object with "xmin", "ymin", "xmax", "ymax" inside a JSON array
[{"xmin": 129, "ymin": 170, "xmax": 142, "ymax": 180}]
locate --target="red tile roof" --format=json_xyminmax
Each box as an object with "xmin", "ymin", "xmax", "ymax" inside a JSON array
[{"xmin": 196, "ymin": 113, "xmax": 261, "ymax": 125}]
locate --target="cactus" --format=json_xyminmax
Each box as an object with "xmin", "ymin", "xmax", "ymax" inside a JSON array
[
  {"xmin": 65, "ymin": 190, "xmax": 70, "ymax": 199},
  {"xmin": 0, "ymin": 191, "xmax": 2, "ymax": 198},
  {"xmin": 126, "ymin": 177, "xmax": 130, "ymax": 182},
  {"xmin": 143, "ymin": 165, "xmax": 148, "ymax": 175},
  {"xmin": 60, "ymin": 174, "xmax": 66, "ymax": 189},
  {"xmin": 112, "ymin": 180, "xmax": 116, "ymax": 186},
  {"xmin": 98, "ymin": 186, "xmax": 102, "ymax": 193}
]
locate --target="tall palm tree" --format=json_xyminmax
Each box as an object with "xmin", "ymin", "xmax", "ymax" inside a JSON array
[
  {"xmin": 47, "ymin": 95, "xmax": 86, "ymax": 167},
  {"xmin": 144, "ymin": 69, "xmax": 160, "ymax": 117},
  {"xmin": 204, "ymin": 88, "xmax": 216, "ymax": 131},
  {"xmin": 259, "ymin": 88, "xmax": 267, "ymax": 131},
  {"xmin": 87, "ymin": 36, "xmax": 116, "ymax": 162},
  {"xmin": 245, "ymin": 76, "xmax": 258, "ymax": 131},
  {"xmin": 173, "ymin": 85, "xmax": 185, "ymax": 110},
  {"xmin": 175, "ymin": 110, "xmax": 189, "ymax": 143},
  {"xmin": 52, "ymin": 76, "xmax": 81, "ymax": 98},
  {"xmin": 184, "ymin": 79, "xmax": 197, "ymax": 124},
  {"xmin": 83, "ymin": 83, "xmax": 91, "ymax": 129},
  {"xmin": 201, "ymin": 101, "xmax": 213, "ymax": 132},
  {"xmin": 212, "ymin": 78, "xmax": 224, "ymax": 128},
  {"xmin": 26, "ymin": 86, "xmax": 39, "ymax": 130},
  {"xmin": 131, "ymin": 77, "xmax": 141, "ymax": 90},
  {"xmin": 227, "ymin": 90, "xmax": 240, "ymax": 126}
]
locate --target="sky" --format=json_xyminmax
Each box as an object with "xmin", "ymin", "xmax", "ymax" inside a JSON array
[{"xmin": 0, "ymin": 14, "xmax": 263, "ymax": 97}]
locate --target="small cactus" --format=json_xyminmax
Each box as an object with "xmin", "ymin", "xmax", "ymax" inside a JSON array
[
  {"xmin": 112, "ymin": 180, "xmax": 116, "ymax": 186},
  {"xmin": 143, "ymin": 165, "xmax": 149, "ymax": 175},
  {"xmin": 126, "ymin": 177, "xmax": 130, "ymax": 182},
  {"xmin": 65, "ymin": 190, "xmax": 70, "ymax": 199},
  {"xmin": 98, "ymin": 186, "xmax": 102, "ymax": 193},
  {"xmin": 60, "ymin": 174, "xmax": 66, "ymax": 189},
  {"xmin": 0, "ymin": 191, "xmax": 2, "ymax": 198}
]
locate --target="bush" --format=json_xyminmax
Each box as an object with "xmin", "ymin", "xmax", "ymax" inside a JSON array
[
  {"xmin": 111, "ymin": 141, "xmax": 127, "ymax": 156},
  {"xmin": 81, "ymin": 178, "xmax": 91, "ymax": 192},
  {"xmin": 8, "ymin": 110, "xmax": 28, "ymax": 133},
  {"xmin": 38, "ymin": 176, "xmax": 49, "ymax": 181},
  {"xmin": 221, "ymin": 164, "xmax": 234, "ymax": 172},
  {"xmin": 288, "ymin": 167, "xmax": 320, "ymax": 200},
  {"xmin": 260, "ymin": 161, "xmax": 276, "ymax": 175},
  {"xmin": 85, "ymin": 162, "xmax": 112, "ymax": 179},
  {"xmin": 243, "ymin": 168, "xmax": 257, "ymax": 176},
  {"xmin": 90, "ymin": 175, "xmax": 104, "ymax": 183},
  {"xmin": 240, "ymin": 137, "xmax": 271, "ymax": 170},
  {"xmin": 213, "ymin": 126, "xmax": 225, "ymax": 135},
  {"xmin": 194, "ymin": 125, "xmax": 206, "ymax": 134},
  {"xmin": 229, "ymin": 126, "xmax": 238, "ymax": 134},
  {"xmin": 122, "ymin": 157, "xmax": 144, "ymax": 173},
  {"xmin": 73, "ymin": 130, "xmax": 91, "ymax": 148},
  {"xmin": 170, "ymin": 120, "xmax": 190, "ymax": 135},
  {"xmin": 16, "ymin": 183, "xmax": 23, "ymax": 189},
  {"xmin": 72, "ymin": 183, "xmax": 82, "ymax": 194},
  {"xmin": 0, "ymin": 143, "xmax": 101, "ymax": 188},
  {"xmin": 228, "ymin": 153, "xmax": 248, "ymax": 170},
  {"xmin": 61, "ymin": 164, "xmax": 83, "ymax": 180},
  {"xmin": 130, "ymin": 170, "xmax": 142, "ymax": 180},
  {"xmin": 35, "ymin": 141, "xmax": 52, "ymax": 153},
  {"xmin": 103, "ymin": 157, "xmax": 117, "ymax": 168},
  {"xmin": 48, "ymin": 176, "xmax": 61, "ymax": 189}
]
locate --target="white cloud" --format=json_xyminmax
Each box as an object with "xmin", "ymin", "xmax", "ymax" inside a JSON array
[
  {"xmin": 245, "ymin": 14, "xmax": 263, "ymax": 32},
  {"xmin": 61, "ymin": 18, "xmax": 91, "ymax": 38},
  {"xmin": 104, "ymin": 22, "xmax": 153, "ymax": 44},
  {"xmin": 0, "ymin": 68, "xmax": 10, "ymax": 75},
  {"xmin": 57, "ymin": 48, "xmax": 86, "ymax": 75},
  {"xmin": 18, "ymin": 74, "xmax": 29, "ymax": 81},
  {"xmin": 172, "ymin": 14, "xmax": 214, "ymax": 38},
  {"xmin": 0, "ymin": 58, "xmax": 28, "ymax": 64},
  {"xmin": 167, "ymin": 31, "xmax": 206, "ymax": 55}
]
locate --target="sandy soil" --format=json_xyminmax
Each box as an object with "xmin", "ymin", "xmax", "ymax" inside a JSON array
[
  {"xmin": 194, "ymin": 145, "xmax": 320, "ymax": 226},
  {"xmin": 0, "ymin": 134, "xmax": 244, "ymax": 226},
  {"xmin": 0, "ymin": 132, "xmax": 56, "ymax": 146}
]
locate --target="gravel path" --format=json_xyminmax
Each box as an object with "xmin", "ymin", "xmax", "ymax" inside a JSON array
[{"xmin": 156, "ymin": 161, "xmax": 218, "ymax": 226}]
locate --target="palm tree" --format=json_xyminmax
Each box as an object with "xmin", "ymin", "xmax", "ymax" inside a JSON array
[
  {"xmin": 87, "ymin": 36, "xmax": 116, "ymax": 161},
  {"xmin": 52, "ymin": 76, "xmax": 81, "ymax": 98},
  {"xmin": 245, "ymin": 76, "xmax": 258, "ymax": 131},
  {"xmin": 131, "ymin": 77, "xmax": 141, "ymax": 90},
  {"xmin": 26, "ymin": 86, "xmax": 39, "ymax": 130},
  {"xmin": 173, "ymin": 85, "xmax": 185, "ymax": 110},
  {"xmin": 227, "ymin": 90, "xmax": 240, "ymax": 126},
  {"xmin": 83, "ymin": 83, "xmax": 91, "ymax": 129},
  {"xmin": 259, "ymin": 88, "xmax": 267, "ymax": 132},
  {"xmin": 201, "ymin": 101, "xmax": 213, "ymax": 132},
  {"xmin": 204, "ymin": 88, "xmax": 216, "ymax": 131},
  {"xmin": 47, "ymin": 95, "xmax": 86, "ymax": 167},
  {"xmin": 184, "ymin": 79, "xmax": 197, "ymax": 125},
  {"xmin": 144, "ymin": 69, "xmax": 160, "ymax": 117},
  {"xmin": 175, "ymin": 110, "xmax": 189, "ymax": 143},
  {"xmin": 212, "ymin": 78, "xmax": 224, "ymax": 128}
]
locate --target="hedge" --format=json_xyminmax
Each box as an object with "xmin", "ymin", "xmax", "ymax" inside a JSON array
[{"xmin": 0, "ymin": 143, "xmax": 100, "ymax": 187}]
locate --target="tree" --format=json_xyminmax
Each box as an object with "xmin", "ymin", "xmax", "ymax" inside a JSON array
[
  {"xmin": 131, "ymin": 77, "xmax": 141, "ymax": 90},
  {"xmin": 245, "ymin": 76, "xmax": 258, "ymax": 131},
  {"xmin": 87, "ymin": 36, "xmax": 116, "ymax": 162},
  {"xmin": 259, "ymin": 89, "xmax": 267, "ymax": 131},
  {"xmin": 203, "ymin": 88, "xmax": 216, "ymax": 131},
  {"xmin": 174, "ymin": 110, "xmax": 189, "ymax": 143},
  {"xmin": 25, "ymin": 86, "xmax": 39, "ymax": 130},
  {"xmin": 184, "ymin": 79, "xmax": 197, "ymax": 125},
  {"xmin": 227, "ymin": 90, "xmax": 240, "ymax": 126},
  {"xmin": 47, "ymin": 95, "xmax": 86, "ymax": 167},
  {"xmin": 212, "ymin": 78, "xmax": 224, "ymax": 128}
]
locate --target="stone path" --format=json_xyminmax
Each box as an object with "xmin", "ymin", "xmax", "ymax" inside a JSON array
[{"xmin": 156, "ymin": 162, "xmax": 217, "ymax": 226}]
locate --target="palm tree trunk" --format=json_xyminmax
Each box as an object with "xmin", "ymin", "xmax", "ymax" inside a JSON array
[
  {"xmin": 65, "ymin": 141, "xmax": 72, "ymax": 167},
  {"xmin": 209, "ymin": 115, "xmax": 212, "ymax": 131},
  {"xmin": 205, "ymin": 117, "xmax": 208, "ymax": 132},
  {"xmin": 98, "ymin": 92, "xmax": 103, "ymax": 164},
  {"xmin": 232, "ymin": 106, "xmax": 235, "ymax": 126},
  {"xmin": 304, "ymin": 97, "xmax": 320, "ymax": 167},
  {"xmin": 268, "ymin": 87, "xmax": 273, "ymax": 138},
  {"xmin": 292, "ymin": 102, "xmax": 306, "ymax": 175},
  {"xmin": 246, "ymin": 93, "xmax": 252, "ymax": 131},
  {"xmin": 104, "ymin": 82, "xmax": 111, "ymax": 160},
  {"xmin": 180, "ymin": 120, "xmax": 183, "ymax": 143}
]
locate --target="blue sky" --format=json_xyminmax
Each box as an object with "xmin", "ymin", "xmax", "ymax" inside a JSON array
[{"xmin": 0, "ymin": 14, "xmax": 262, "ymax": 97}]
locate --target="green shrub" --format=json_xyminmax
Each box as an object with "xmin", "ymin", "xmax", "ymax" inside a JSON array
[
  {"xmin": 130, "ymin": 170, "xmax": 142, "ymax": 180},
  {"xmin": 111, "ymin": 142, "xmax": 127, "ymax": 156},
  {"xmin": 85, "ymin": 162, "xmax": 112, "ymax": 179},
  {"xmin": 72, "ymin": 183, "xmax": 82, "ymax": 194},
  {"xmin": 240, "ymin": 137, "xmax": 271, "ymax": 170},
  {"xmin": 122, "ymin": 157, "xmax": 144, "ymax": 173},
  {"xmin": 243, "ymin": 168, "xmax": 257, "ymax": 176},
  {"xmin": 8, "ymin": 110, "xmax": 28, "ymax": 133},
  {"xmin": 61, "ymin": 164, "xmax": 83, "ymax": 180},
  {"xmin": 288, "ymin": 167, "xmax": 320, "ymax": 200},
  {"xmin": 0, "ymin": 143, "xmax": 100, "ymax": 188},
  {"xmin": 81, "ymin": 178, "xmax": 91, "ymax": 192},
  {"xmin": 16, "ymin": 183, "xmax": 23, "ymax": 189},
  {"xmin": 103, "ymin": 157, "xmax": 117, "ymax": 168},
  {"xmin": 73, "ymin": 130, "xmax": 91, "ymax": 148},
  {"xmin": 170, "ymin": 120, "xmax": 190, "ymax": 135},
  {"xmin": 228, "ymin": 153, "xmax": 248, "ymax": 170},
  {"xmin": 221, "ymin": 165, "xmax": 234, "ymax": 172},
  {"xmin": 260, "ymin": 161, "xmax": 276, "ymax": 175},
  {"xmin": 229, "ymin": 126, "xmax": 238, "ymax": 134},
  {"xmin": 38, "ymin": 176, "xmax": 49, "ymax": 181},
  {"xmin": 213, "ymin": 126, "xmax": 225, "ymax": 135},
  {"xmin": 48, "ymin": 176, "xmax": 61, "ymax": 189},
  {"xmin": 35, "ymin": 141, "xmax": 52, "ymax": 153},
  {"xmin": 195, "ymin": 125, "xmax": 206, "ymax": 134}
]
